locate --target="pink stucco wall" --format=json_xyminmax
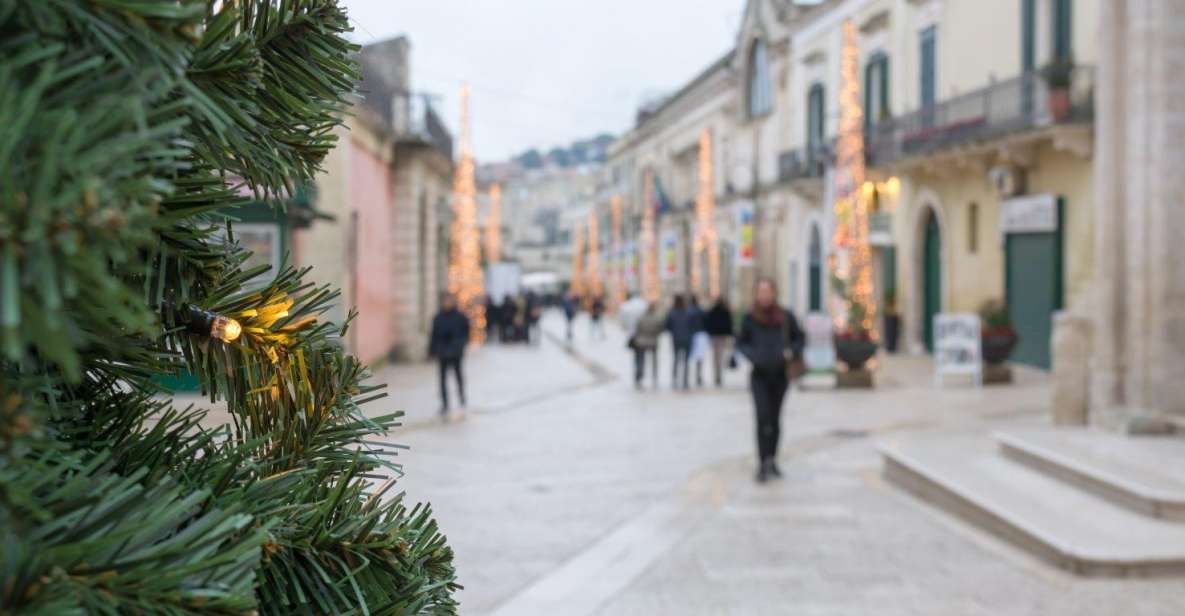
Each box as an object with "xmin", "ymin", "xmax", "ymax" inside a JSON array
[{"xmin": 349, "ymin": 137, "xmax": 396, "ymax": 363}]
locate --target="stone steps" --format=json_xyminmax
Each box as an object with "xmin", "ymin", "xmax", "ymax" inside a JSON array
[
  {"xmin": 881, "ymin": 434, "xmax": 1185, "ymax": 576},
  {"xmin": 996, "ymin": 428, "xmax": 1185, "ymax": 520}
]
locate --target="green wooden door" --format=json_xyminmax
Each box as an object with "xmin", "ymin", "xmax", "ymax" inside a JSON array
[
  {"xmin": 1006, "ymin": 234, "xmax": 1061, "ymax": 370},
  {"xmin": 808, "ymin": 224, "xmax": 823, "ymax": 311},
  {"xmin": 923, "ymin": 213, "xmax": 941, "ymax": 351}
]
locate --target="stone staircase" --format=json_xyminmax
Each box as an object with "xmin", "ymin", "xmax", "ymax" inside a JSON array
[{"xmin": 880, "ymin": 427, "xmax": 1185, "ymax": 576}]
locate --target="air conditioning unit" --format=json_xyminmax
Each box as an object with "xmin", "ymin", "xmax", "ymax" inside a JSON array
[{"xmin": 989, "ymin": 166, "xmax": 1026, "ymax": 198}]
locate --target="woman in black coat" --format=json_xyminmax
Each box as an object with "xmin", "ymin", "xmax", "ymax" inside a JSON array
[{"xmin": 735, "ymin": 278, "xmax": 805, "ymax": 483}]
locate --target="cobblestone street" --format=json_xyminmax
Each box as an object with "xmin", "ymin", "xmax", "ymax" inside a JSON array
[{"xmin": 372, "ymin": 312, "xmax": 1185, "ymax": 615}]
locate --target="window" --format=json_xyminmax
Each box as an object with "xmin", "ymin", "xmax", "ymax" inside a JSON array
[
  {"xmin": 864, "ymin": 52, "xmax": 890, "ymax": 133},
  {"xmin": 806, "ymin": 83, "xmax": 825, "ymax": 159},
  {"xmin": 748, "ymin": 39, "xmax": 773, "ymax": 117},
  {"xmin": 1053, "ymin": 0, "xmax": 1073, "ymax": 60},
  {"xmin": 1021, "ymin": 0, "xmax": 1036, "ymax": 71},
  {"xmin": 968, "ymin": 202, "xmax": 979, "ymax": 253},
  {"xmin": 919, "ymin": 26, "xmax": 937, "ymax": 108}
]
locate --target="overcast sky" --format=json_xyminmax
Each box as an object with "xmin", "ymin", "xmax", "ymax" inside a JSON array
[{"xmin": 342, "ymin": 1, "xmax": 746, "ymax": 162}]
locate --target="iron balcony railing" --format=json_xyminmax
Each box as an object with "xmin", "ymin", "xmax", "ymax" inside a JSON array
[
  {"xmin": 866, "ymin": 66, "xmax": 1094, "ymax": 166},
  {"xmin": 777, "ymin": 141, "xmax": 833, "ymax": 183},
  {"xmin": 392, "ymin": 94, "xmax": 454, "ymax": 160}
]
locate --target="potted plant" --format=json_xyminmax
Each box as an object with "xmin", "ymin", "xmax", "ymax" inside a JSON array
[
  {"xmin": 882, "ymin": 289, "xmax": 901, "ymax": 353},
  {"xmin": 1041, "ymin": 55, "xmax": 1075, "ymax": 121},
  {"xmin": 979, "ymin": 300, "xmax": 1018, "ymax": 365},
  {"xmin": 834, "ymin": 302, "xmax": 878, "ymax": 371}
]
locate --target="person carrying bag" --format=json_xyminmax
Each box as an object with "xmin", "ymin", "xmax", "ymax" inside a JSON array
[{"xmin": 735, "ymin": 278, "xmax": 805, "ymax": 483}]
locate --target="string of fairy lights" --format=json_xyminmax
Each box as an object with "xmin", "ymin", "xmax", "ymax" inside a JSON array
[
  {"xmin": 611, "ymin": 195, "xmax": 625, "ymax": 307},
  {"xmin": 586, "ymin": 210, "xmax": 602, "ymax": 298},
  {"xmin": 832, "ymin": 20, "xmax": 877, "ymax": 336},
  {"xmin": 641, "ymin": 169, "xmax": 660, "ymax": 302},
  {"xmin": 448, "ymin": 83, "xmax": 486, "ymax": 344},
  {"xmin": 693, "ymin": 128, "xmax": 720, "ymax": 299}
]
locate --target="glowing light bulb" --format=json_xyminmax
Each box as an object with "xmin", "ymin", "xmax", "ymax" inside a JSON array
[{"xmin": 210, "ymin": 315, "xmax": 242, "ymax": 342}]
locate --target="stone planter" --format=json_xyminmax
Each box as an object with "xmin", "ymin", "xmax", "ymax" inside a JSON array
[
  {"xmin": 981, "ymin": 331, "xmax": 1018, "ymax": 365},
  {"xmin": 835, "ymin": 338, "xmax": 877, "ymax": 372}
]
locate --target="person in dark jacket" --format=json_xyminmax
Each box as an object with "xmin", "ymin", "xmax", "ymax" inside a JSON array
[
  {"xmin": 704, "ymin": 296, "xmax": 735, "ymax": 387},
  {"xmin": 561, "ymin": 292, "xmax": 578, "ymax": 343},
  {"xmin": 736, "ymin": 278, "xmax": 805, "ymax": 483},
  {"xmin": 589, "ymin": 295, "xmax": 607, "ymax": 340},
  {"xmin": 429, "ymin": 293, "xmax": 471, "ymax": 416},
  {"xmin": 688, "ymin": 295, "xmax": 707, "ymax": 387},
  {"xmin": 665, "ymin": 295, "xmax": 696, "ymax": 390}
]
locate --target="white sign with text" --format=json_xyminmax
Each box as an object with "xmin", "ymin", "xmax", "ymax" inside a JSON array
[
  {"xmin": 1000, "ymin": 193, "xmax": 1057, "ymax": 234},
  {"xmin": 803, "ymin": 312, "xmax": 836, "ymax": 372},
  {"xmin": 933, "ymin": 313, "xmax": 983, "ymax": 387}
]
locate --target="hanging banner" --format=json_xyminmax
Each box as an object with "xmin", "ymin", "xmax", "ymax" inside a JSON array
[
  {"xmin": 736, "ymin": 201, "xmax": 755, "ymax": 266},
  {"xmin": 661, "ymin": 230, "xmax": 678, "ymax": 280}
]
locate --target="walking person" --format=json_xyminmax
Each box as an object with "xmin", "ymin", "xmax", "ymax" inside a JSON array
[
  {"xmin": 525, "ymin": 290, "xmax": 542, "ymax": 345},
  {"xmin": 619, "ymin": 292, "xmax": 648, "ymax": 337},
  {"xmin": 632, "ymin": 301, "xmax": 666, "ymax": 389},
  {"xmin": 688, "ymin": 295, "xmax": 708, "ymax": 387},
  {"xmin": 561, "ymin": 292, "xmax": 578, "ymax": 343},
  {"xmin": 736, "ymin": 278, "xmax": 805, "ymax": 483},
  {"xmin": 704, "ymin": 296, "xmax": 735, "ymax": 387},
  {"xmin": 665, "ymin": 295, "xmax": 695, "ymax": 390},
  {"xmin": 589, "ymin": 295, "xmax": 607, "ymax": 340},
  {"xmin": 428, "ymin": 292, "xmax": 471, "ymax": 419}
]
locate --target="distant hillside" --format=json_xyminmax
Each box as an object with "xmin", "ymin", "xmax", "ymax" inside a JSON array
[{"xmin": 513, "ymin": 133, "xmax": 614, "ymax": 170}]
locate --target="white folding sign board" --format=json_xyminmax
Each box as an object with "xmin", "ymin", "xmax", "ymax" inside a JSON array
[
  {"xmin": 933, "ymin": 313, "xmax": 983, "ymax": 387},
  {"xmin": 802, "ymin": 312, "xmax": 836, "ymax": 372}
]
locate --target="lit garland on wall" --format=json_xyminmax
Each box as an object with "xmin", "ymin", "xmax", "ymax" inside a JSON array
[
  {"xmin": 587, "ymin": 210, "xmax": 602, "ymax": 298},
  {"xmin": 693, "ymin": 129, "xmax": 720, "ymax": 299},
  {"xmin": 449, "ymin": 83, "xmax": 486, "ymax": 343},
  {"xmin": 570, "ymin": 222, "xmax": 585, "ymax": 299},
  {"xmin": 832, "ymin": 20, "xmax": 877, "ymax": 336},
  {"xmin": 611, "ymin": 195, "xmax": 625, "ymax": 307},
  {"xmin": 485, "ymin": 183, "xmax": 502, "ymax": 263},
  {"xmin": 641, "ymin": 170, "xmax": 660, "ymax": 302}
]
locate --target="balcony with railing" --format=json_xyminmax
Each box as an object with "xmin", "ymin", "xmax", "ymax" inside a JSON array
[
  {"xmin": 392, "ymin": 94, "xmax": 454, "ymax": 160},
  {"xmin": 866, "ymin": 67, "xmax": 1094, "ymax": 167},
  {"xmin": 777, "ymin": 142, "xmax": 832, "ymax": 184}
]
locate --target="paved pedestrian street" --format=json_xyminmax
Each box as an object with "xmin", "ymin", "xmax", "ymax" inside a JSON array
[{"xmin": 366, "ymin": 312, "xmax": 1183, "ymax": 615}]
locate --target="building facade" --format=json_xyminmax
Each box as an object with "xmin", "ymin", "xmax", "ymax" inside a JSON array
[
  {"xmin": 610, "ymin": 0, "xmax": 1098, "ymax": 374},
  {"xmin": 296, "ymin": 36, "xmax": 454, "ymax": 365}
]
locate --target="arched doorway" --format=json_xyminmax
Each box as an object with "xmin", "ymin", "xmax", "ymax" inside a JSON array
[
  {"xmin": 922, "ymin": 210, "xmax": 942, "ymax": 351},
  {"xmin": 808, "ymin": 223, "xmax": 823, "ymax": 311}
]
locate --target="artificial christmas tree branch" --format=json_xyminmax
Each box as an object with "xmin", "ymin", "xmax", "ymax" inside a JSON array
[{"xmin": 1, "ymin": 1, "xmax": 459, "ymax": 613}]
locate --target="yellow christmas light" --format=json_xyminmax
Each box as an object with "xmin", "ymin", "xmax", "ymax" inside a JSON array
[
  {"xmin": 611, "ymin": 195, "xmax": 625, "ymax": 308},
  {"xmin": 832, "ymin": 20, "xmax": 877, "ymax": 337},
  {"xmin": 641, "ymin": 170, "xmax": 660, "ymax": 302},
  {"xmin": 570, "ymin": 222, "xmax": 585, "ymax": 299},
  {"xmin": 485, "ymin": 183, "xmax": 502, "ymax": 263},
  {"xmin": 587, "ymin": 210, "xmax": 602, "ymax": 298},
  {"xmin": 693, "ymin": 129, "xmax": 719, "ymax": 299},
  {"xmin": 448, "ymin": 83, "xmax": 486, "ymax": 344}
]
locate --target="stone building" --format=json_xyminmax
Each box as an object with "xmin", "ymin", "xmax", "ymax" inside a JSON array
[
  {"xmin": 296, "ymin": 36, "xmax": 454, "ymax": 365},
  {"xmin": 612, "ymin": 0, "xmax": 1099, "ymax": 375}
]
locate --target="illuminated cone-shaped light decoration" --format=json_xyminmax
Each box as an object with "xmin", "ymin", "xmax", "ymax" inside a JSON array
[
  {"xmin": 832, "ymin": 20, "xmax": 876, "ymax": 336},
  {"xmin": 641, "ymin": 170, "xmax": 660, "ymax": 302},
  {"xmin": 485, "ymin": 183, "xmax": 502, "ymax": 263},
  {"xmin": 611, "ymin": 195, "xmax": 625, "ymax": 308},
  {"xmin": 570, "ymin": 222, "xmax": 585, "ymax": 299},
  {"xmin": 694, "ymin": 129, "xmax": 719, "ymax": 299},
  {"xmin": 587, "ymin": 210, "xmax": 602, "ymax": 298},
  {"xmin": 449, "ymin": 83, "xmax": 486, "ymax": 343}
]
